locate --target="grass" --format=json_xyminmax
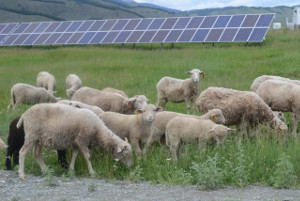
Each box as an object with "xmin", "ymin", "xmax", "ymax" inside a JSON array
[{"xmin": 0, "ymin": 29, "xmax": 300, "ymax": 188}]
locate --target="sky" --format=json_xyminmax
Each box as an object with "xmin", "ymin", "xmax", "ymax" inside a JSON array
[{"xmin": 134, "ymin": 0, "xmax": 300, "ymax": 11}]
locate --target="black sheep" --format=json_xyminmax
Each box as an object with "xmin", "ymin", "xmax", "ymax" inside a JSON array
[{"xmin": 6, "ymin": 116, "xmax": 68, "ymax": 170}]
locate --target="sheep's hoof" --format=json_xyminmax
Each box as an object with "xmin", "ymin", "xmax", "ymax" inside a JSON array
[{"xmin": 20, "ymin": 176, "xmax": 26, "ymax": 181}]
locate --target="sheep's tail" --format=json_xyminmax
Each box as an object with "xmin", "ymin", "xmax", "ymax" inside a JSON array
[
  {"xmin": 16, "ymin": 115, "xmax": 24, "ymax": 129},
  {"xmin": 7, "ymin": 89, "xmax": 15, "ymax": 110}
]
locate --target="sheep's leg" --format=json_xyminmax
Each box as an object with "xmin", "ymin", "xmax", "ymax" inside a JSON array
[
  {"xmin": 13, "ymin": 149, "xmax": 20, "ymax": 165},
  {"xmin": 291, "ymin": 112, "xmax": 299, "ymax": 137},
  {"xmin": 78, "ymin": 145, "xmax": 95, "ymax": 175},
  {"xmin": 131, "ymin": 139, "xmax": 142, "ymax": 158},
  {"xmin": 185, "ymin": 99, "xmax": 190, "ymax": 114},
  {"xmin": 69, "ymin": 147, "xmax": 79, "ymax": 171},
  {"xmin": 33, "ymin": 144, "xmax": 47, "ymax": 172},
  {"xmin": 57, "ymin": 150, "xmax": 68, "ymax": 169},
  {"xmin": 18, "ymin": 142, "xmax": 35, "ymax": 180},
  {"xmin": 198, "ymin": 141, "xmax": 206, "ymax": 153},
  {"xmin": 170, "ymin": 144, "xmax": 179, "ymax": 161},
  {"xmin": 6, "ymin": 146, "xmax": 14, "ymax": 170}
]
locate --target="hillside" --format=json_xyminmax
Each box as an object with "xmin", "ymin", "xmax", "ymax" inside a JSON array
[{"xmin": 0, "ymin": 0, "xmax": 297, "ymax": 26}]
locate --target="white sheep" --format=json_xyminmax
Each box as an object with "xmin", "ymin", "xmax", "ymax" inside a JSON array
[
  {"xmin": 99, "ymin": 104, "xmax": 161, "ymax": 157},
  {"xmin": 57, "ymin": 100, "xmax": 104, "ymax": 117},
  {"xmin": 7, "ymin": 83, "xmax": 61, "ymax": 110},
  {"xmin": 36, "ymin": 71, "xmax": 56, "ymax": 95},
  {"xmin": 256, "ymin": 80, "xmax": 300, "ymax": 136},
  {"xmin": 16, "ymin": 103, "xmax": 133, "ymax": 180},
  {"xmin": 250, "ymin": 75, "xmax": 300, "ymax": 92},
  {"xmin": 102, "ymin": 87, "xmax": 128, "ymax": 98},
  {"xmin": 65, "ymin": 74, "xmax": 82, "ymax": 98},
  {"xmin": 196, "ymin": 87, "xmax": 288, "ymax": 136},
  {"xmin": 0, "ymin": 138, "xmax": 7, "ymax": 150},
  {"xmin": 155, "ymin": 69, "xmax": 205, "ymax": 114},
  {"xmin": 146, "ymin": 109, "xmax": 225, "ymax": 150},
  {"xmin": 166, "ymin": 116, "xmax": 235, "ymax": 160},
  {"xmin": 72, "ymin": 86, "xmax": 148, "ymax": 114}
]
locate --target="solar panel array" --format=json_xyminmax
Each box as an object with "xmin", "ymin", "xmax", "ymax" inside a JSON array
[{"xmin": 0, "ymin": 13, "xmax": 274, "ymax": 46}]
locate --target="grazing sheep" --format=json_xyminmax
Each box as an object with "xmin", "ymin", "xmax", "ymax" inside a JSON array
[
  {"xmin": 99, "ymin": 104, "xmax": 161, "ymax": 157},
  {"xmin": 155, "ymin": 69, "xmax": 205, "ymax": 114},
  {"xmin": 102, "ymin": 87, "xmax": 128, "ymax": 98},
  {"xmin": 72, "ymin": 86, "xmax": 148, "ymax": 114},
  {"xmin": 65, "ymin": 74, "xmax": 82, "ymax": 98},
  {"xmin": 16, "ymin": 103, "xmax": 133, "ymax": 180},
  {"xmin": 146, "ymin": 109, "xmax": 225, "ymax": 150},
  {"xmin": 36, "ymin": 71, "xmax": 56, "ymax": 95},
  {"xmin": 57, "ymin": 100, "xmax": 104, "ymax": 117},
  {"xmin": 166, "ymin": 117, "xmax": 235, "ymax": 160},
  {"xmin": 0, "ymin": 138, "xmax": 7, "ymax": 150},
  {"xmin": 250, "ymin": 75, "xmax": 300, "ymax": 92},
  {"xmin": 6, "ymin": 116, "xmax": 68, "ymax": 170},
  {"xmin": 196, "ymin": 87, "xmax": 288, "ymax": 136},
  {"xmin": 256, "ymin": 80, "xmax": 300, "ymax": 136},
  {"xmin": 7, "ymin": 83, "xmax": 61, "ymax": 110}
]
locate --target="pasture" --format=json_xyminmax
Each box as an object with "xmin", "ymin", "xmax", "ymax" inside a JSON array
[{"xmin": 0, "ymin": 29, "xmax": 300, "ymax": 188}]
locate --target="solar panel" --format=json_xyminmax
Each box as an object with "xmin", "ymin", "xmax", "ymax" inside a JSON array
[{"xmin": 0, "ymin": 13, "xmax": 274, "ymax": 46}]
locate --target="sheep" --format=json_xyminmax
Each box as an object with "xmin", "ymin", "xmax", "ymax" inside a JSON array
[
  {"xmin": 0, "ymin": 138, "xmax": 7, "ymax": 150},
  {"xmin": 196, "ymin": 87, "xmax": 288, "ymax": 137},
  {"xmin": 99, "ymin": 104, "xmax": 161, "ymax": 157},
  {"xmin": 146, "ymin": 109, "xmax": 225, "ymax": 150},
  {"xmin": 57, "ymin": 100, "xmax": 104, "ymax": 117},
  {"xmin": 36, "ymin": 71, "xmax": 56, "ymax": 95},
  {"xmin": 5, "ymin": 116, "xmax": 68, "ymax": 170},
  {"xmin": 250, "ymin": 75, "xmax": 300, "ymax": 92},
  {"xmin": 72, "ymin": 86, "xmax": 148, "ymax": 114},
  {"xmin": 16, "ymin": 103, "xmax": 133, "ymax": 180},
  {"xmin": 255, "ymin": 80, "xmax": 300, "ymax": 136},
  {"xmin": 65, "ymin": 74, "xmax": 82, "ymax": 98},
  {"xmin": 155, "ymin": 69, "xmax": 205, "ymax": 114},
  {"xmin": 102, "ymin": 87, "xmax": 128, "ymax": 98},
  {"xmin": 7, "ymin": 83, "xmax": 61, "ymax": 110},
  {"xmin": 166, "ymin": 116, "xmax": 235, "ymax": 160}
]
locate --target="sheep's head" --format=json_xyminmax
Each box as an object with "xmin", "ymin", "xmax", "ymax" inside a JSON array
[
  {"xmin": 66, "ymin": 89, "xmax": 76, "ymax": 98},
  {"xmin": 209, "ymin": 109, "xmax": 226, "ymax": 125},
  {"xmin": 187, "ymin": 69, "xmax": 205, "ymax": 82},
  {"xmin": 271, "ymin": 116, "xmax": 288, "ymax": 134},
  {"xmin": 113, "ymin": 139, "xmax": 133, "ymax": 168},
  {"xmin": 209, "ymin": 125, "xmax": 235, "ymax": 146},
  {"xmin": 135, "ymin": 104, "xmax": 162, "ymax": 122}
]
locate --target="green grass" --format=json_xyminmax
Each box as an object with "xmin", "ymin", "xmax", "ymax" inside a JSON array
[{"xmin": 0, "ymin": 29, "xmax": 300, "ymax": 188}]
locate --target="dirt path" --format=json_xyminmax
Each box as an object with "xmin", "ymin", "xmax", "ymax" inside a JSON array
[{"xmin": 1, "ymin": 170, "xmax": 300, "ymax": 201}]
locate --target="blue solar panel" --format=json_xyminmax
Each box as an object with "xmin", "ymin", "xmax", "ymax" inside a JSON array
[
  {"xmin": 214, "ymin": 16, "xmax": 231, "ymax": 28},
  {"xmin": 0, "ymin": 13, "xmax": 274, "ymax": 46}
]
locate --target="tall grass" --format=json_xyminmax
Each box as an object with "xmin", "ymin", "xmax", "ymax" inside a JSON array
[{"xmin": 0, "ymin": 29, "xmax": 299, "ymax": 188}]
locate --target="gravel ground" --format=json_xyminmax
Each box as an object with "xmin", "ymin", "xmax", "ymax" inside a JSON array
[{"xmin": 1, "ymin": 170, "xmax": 300, "ymax": 201}]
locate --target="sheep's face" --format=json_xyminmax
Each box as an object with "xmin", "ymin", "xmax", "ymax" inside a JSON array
[
  {"xmin": 272, "ymin": 117, "xmax": 288, "ymax": 133},
  {"xmin": 209, "ymin": 109, "xmax": 226, "ymax": 125},
  {"xmin": 187, "ymin": 69, "xmax": 204, "ymax": 82},
  {"xmin": 210, "ymin": 125, "xmax": 234, "ymax": 146},
  {"xmin": 113, "ymin": 143, "xmax": 133, "ymax": 168},
  {"xmin": 135, "ymin": 104, "xmax": 162, "ymax": 122},
  {"xmin": 66, "ymin": 89, "xmax": 76, "ymax": 98}
]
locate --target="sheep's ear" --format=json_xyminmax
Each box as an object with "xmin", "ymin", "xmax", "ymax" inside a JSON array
[
  {"xmin": 227, "ymin": 128, "xmax": 235, "ymax": 132},
  {"xmin": 75, "ymin": 105, "xmax": 81, "ymax": 108},
  {"xmin": 116, "ymin": 147, "xmax": 122, "ymax": 153},
  {"xmin": 209, "ymin": 128, "xmax": 216, "ymax": 134},
  {"xmin": 125, "ymin": 137, "xmax": 128, "ymax": 142},
  {"xmin": 187, "ymin": 71, "xmax": 192, "ymax": 75},
  {"xmin": 155, "ymin": 107, "xmax": 162, "ymax": 112},
  {"xmin": 135, "ymin": 109, "xmax": 143, "ymax": 114}
]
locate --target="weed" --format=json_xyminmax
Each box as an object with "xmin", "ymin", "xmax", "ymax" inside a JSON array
[
  {"xmin": 88, "ymin": 182, "xmax": 97, "ymax": 192},
  {"xmin": 43, "ymin": 167, "xmax": 59, "ymax": 187},
  {"xmin": 127, "ymin": 165, "xmax": 144, "ymax": 182}
]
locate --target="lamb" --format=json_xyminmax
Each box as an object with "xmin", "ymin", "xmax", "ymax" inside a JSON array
[
  {"xmin": 256, "ymin": 80, "xmax": 300, "ymax": 136},
  {"xmin": 102, "ymin": 87, "xmax": 128, "ymax": 98},
  {"xmin": 7, "ymin": 83, "xmax": 61, "ymax": 110},
  {"xmin": 250, "ymin": 75, "xmax": 300, "ymax": 92},
  {"xmin": 36, "ymin": 71, "xmax": 56, "ymax": 95},
  {"xmin": 146, "ymin": 109, "xmax": 225, "ymax": 150},
  {"xmin": 16, "ymin": 103, "xmax": 133, "ymax": 180},
  {"xmin": 72, "ymin": 86, "xmax": 148, "ymax": 114},
  {"xmin": 166, "ymin": 116, "xmax": 235, "ymax": 160},
  {"xmin": 196, "ymin": 87, "xmax": 288, "ymax": 136},
  {"xmin": 5, "ymin": 116, "xmax": 68, "ymax": 170},
  {"xmin": 65, "ymin": 74, "xmax": 82, "ymax": 98},
  {"xmin": 155, "ymin": 69, "xmax": 205, "ymax": 114},
  {"xmin": 0, "ymin": 138, "xmax": 7, "ymax": 150},
  {"xmin": 57, "ymin": 100, "xmax": 104, "ymax": 117},
  {"xmin": 99, "ymin": 104, "xmax": 161, "ymax": 157}
]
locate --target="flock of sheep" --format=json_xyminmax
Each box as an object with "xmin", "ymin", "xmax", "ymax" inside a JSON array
[{"xmin": 0, "ymin": 70, "xmax": 299, "ymax": 180}]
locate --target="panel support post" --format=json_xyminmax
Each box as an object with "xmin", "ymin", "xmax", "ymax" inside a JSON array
[
  {"xmin": 133, "ymin": 43, "xmax": 136, "ymax": 49},
  {"xmin": 171, "ymin": 43, "xmax": 174, "ymax": 48},
  {"xmin": 122, "ymin": 43, "xmax": 124, "ymax": 49},
  {"xmin": 161, "ymin": 43, "xmax": 163, "ymax": 50}
]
